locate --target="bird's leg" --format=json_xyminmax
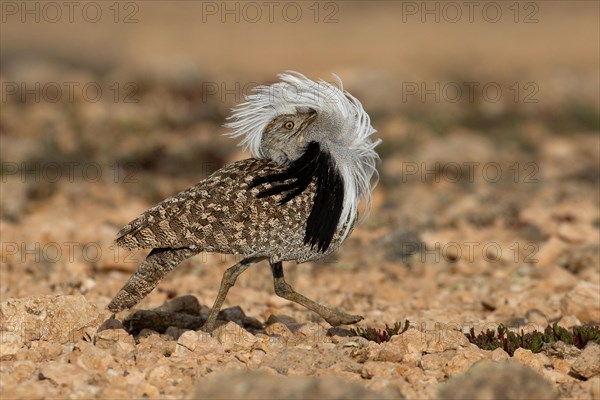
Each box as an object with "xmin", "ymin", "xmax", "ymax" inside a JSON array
[
  {"xmin": 202, "ymin": 258, "xmax": 254, "ymax": 332},
  {"xmin": 108, "ymin": 247, "xmax": 198, "ymax": 313},
  {"xmin": 270, "ymin": 261, "xmax": 363, "ymax": 326}
]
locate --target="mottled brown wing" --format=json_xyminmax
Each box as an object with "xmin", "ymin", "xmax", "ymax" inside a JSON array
[{"xmin": 115, "ymin": 158, "xmax": 320, "ymax": 261}]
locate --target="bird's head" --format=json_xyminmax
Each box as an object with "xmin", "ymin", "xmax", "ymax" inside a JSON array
[
  {"xmin": 225, "ymin": 72, "xmax": 381, "ymax": 249},
  {"xmin": 258, "ymin": 106, "xmax": 318, "ymax": 164}
]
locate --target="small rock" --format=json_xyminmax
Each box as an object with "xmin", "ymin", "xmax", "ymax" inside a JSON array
[
  {"xmin": 242, "ymin": 315, "xmax": 264, "ymax": 330},
  {"xmin": 558, "ymin": 377, "xmax": 600, "ymax": 399},
  {"xmin": 505, "ymin": 317, "xmax": 527, "ymax": 329},
  {"xmin": 146, "ymin": 364, "xmax": 172, "ymax": 387},
  {"xmin": 72, "ymin": 341, "xmax": 113, "ymax": 370},
  {"xmin": 155, "ymin": 295, "xmax": 201, "ymax": 315},
  {"xmin": 557, "ymin": 315, "xmax": 582, "ymax": 329},
  {"xmin": 96, "ymin": 317, "xmax": 125, "ymax": 333},
  {"xmin": 443, "ymin": 345, "xmax": 488, "ymax": 376},
  {"xmin": 590, "ymin": 376, "xmax": 600, "ymax": 398},
  {"xmin": 327, "ymin": 327, "xmax": 353, "ymax": 338},
  {"xmin": 15, "ymin": 340, "xmax": 63, "ymax": 362},
  {"xmin": 135, "ymin": 383, "xmax": 161, "ymax": 398},
  {"xmin": 513, "ymin": 348, "xmax": 552, "ymax": 374},
  {"xmin": 490, "ymin": 347, "xmax": 510, "ymax": 361},
  {"xmin": 376, "ymin": 340, "xmax": 404, "ymax": 363},
  {"xmin": 175, "ymin": 330, "xmax": 222, "ymax": 357},
  {"xmin": 388, "ymin": 328, "xmax": 426, "ymax": 364},
  {"xmin": 265, "ymin": 322, "xmax": 294, "ymax": 339},
  {"xmin": 481, "ymin": 298, "xmax": 497, "ymax": 312},
  {"xmin": 317, "ymin": 342, "xmax": 335, "ymax": 351},
  {"xmin": 425, "ymin": 328, "xmax": 470, "ymax": 353},
  {"xmin": 265, "ymin": 313, "xmax": 297, "ymax": 327},
  {"xmin": 360, "ymin": 360, "xmax": 402, "ymax": 379},
  {"xmin": 217, "ymin": 306, "xmax": 246, "ymax": 325},
  {"xmin": 552, "ymin": 358, "xmax": 573, "ymax": 376},
  {"xmin": 268, "ymin": 346, "xmax": 344, "ymax": 375},
  {"xmin": 8, "ymin": 360, "xmax": 37, "ymax": 383},
  {"xmin": 0, "ymin": 295, "xmax": 101, "ymax": 344},
  {"xmin": 400, "ymin": 363, "xmax": 427, "ymax": 385},
  {"xmin": 559, "ymin": 244, "xmax": 600, "ymax": 275},
  {"xmin": 235, "ymin": 348, "xmax": 265, "ymax": 368},
  {"xmin": 571, "ymin": 343, "xmax": 600, "ymax": 379},
  {"xmin": 340, "ymin": 336, "xmax": 368, "ymax": 348},
  {"xmin": 213, "ymin": 321, "xmax": 256, "ymax": 351},
  {"xmin": 537, "ymin": 237, "xmax": 569, "ymax": 267},
  {"xmin": 136, "ymin": 330, "xmax": 177, "ymax": 362},
  {"xmin": 526, "ymin": 308, "xmax": 549, "ymax": 327},
  {"xmin": 295, "ymin": 323, "xmax": 328, "ymax": 345},
  {"xmin": 0, "ymin": 331, "xmax": 23, "ymax": 359},
  {"xmin": 125, "ymin": 370, "xmax": 148, "ymax": 391},
  {"xmin": 421, "ymin": 351, "xmax": 456, "ymax": 371},
  {"xmin": 536, "ymin": 264, "xmax": 579, "ymax": 292},
  {"xmin": 138, "ymin": 328, "xmax": 159, "ymax": 337},
  {"xmin": 165, "ymin": 326, "xmax": 188, "ymax": 340},
  {"xmin": 94, "ymin": 328, "xmax": 136, "ymax": 357},
  {"xmin": 557, "ymin": 223, "xmax": 589, "ymax": 244},
  {"xmin": 195, "ymin": 331, "xmax": 224, "ymax": 356},
  {"xmin": 98, "ymin": 385, "xmax": 131, "ymax": 399},
  {"xmin": 122, "ymin": 310, "xmax": 204, "ymax": 334},
  {"xmin": 542, "ymin": 341, "xmax": 582, "ymax": 359},
  {"xmin": 561, "ymin": 281, "xmax": 600, "ymax": 323},
  {"xmin": 39, "ymin": 361, "xmax": 89, "ymax": 386},
  {"xmin": 438, "ymin": 361, "xmax": 557, "ymax": 400},
  {"xmin": 94, "ymin": 327, "xmax": 133, "ymax": 344},
  {"xmin": 339, "ymin": 337, "xmax": 376, "ymax": 363}
]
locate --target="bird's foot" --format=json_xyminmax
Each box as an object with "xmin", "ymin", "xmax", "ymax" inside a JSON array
[{"xmin": 324, "ymin": 312, "xmax": 364, "ymax": 326}]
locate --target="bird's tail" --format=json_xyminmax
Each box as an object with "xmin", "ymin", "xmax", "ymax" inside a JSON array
[{"xmin": 108, "ymin": 247, "xmax": 197, "ymax": 313}]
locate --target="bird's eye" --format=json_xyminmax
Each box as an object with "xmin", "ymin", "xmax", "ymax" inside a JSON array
[{"xmin": 283, "ymin": 121, "xmax": 294, "ymax": 130}]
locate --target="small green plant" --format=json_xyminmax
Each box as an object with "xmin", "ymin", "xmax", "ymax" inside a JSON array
[
  {"xmin": 465, "ymin": 323, "xmax": 600, "ymax": 356},
  {"xmin": 572, "ymin": 324, "xmax": 600, "ymax": 347},
  {"xmin": 349, "ymin": 320, "xmax": 410, "ymax": 344},
  {"xmin": 351, "ymin": 321, "xmax": 600, "ymax": 355}
]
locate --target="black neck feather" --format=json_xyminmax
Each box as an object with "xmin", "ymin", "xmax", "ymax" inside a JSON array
[{"xmin": 250, "ymin": 141, "xmax": 344, "ymax": 252}]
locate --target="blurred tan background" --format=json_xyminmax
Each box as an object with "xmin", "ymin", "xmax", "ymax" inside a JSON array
[
  {"xmin": 3, "ymin": 1, "xmax": 599, "ymax": 77},
  {"xmin": 2, "ymin": 1, "xmax": 599, "ymax": 104}
]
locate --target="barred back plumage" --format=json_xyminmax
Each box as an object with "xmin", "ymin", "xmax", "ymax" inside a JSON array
[{"xmin": 115, "ymin": 158, "xmax": 347, "ymax": 263}]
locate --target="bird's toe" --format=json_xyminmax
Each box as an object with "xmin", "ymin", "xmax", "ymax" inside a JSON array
[{"xmin": 326, "ymin": 313, "xmax": 364, "ymax": 326}]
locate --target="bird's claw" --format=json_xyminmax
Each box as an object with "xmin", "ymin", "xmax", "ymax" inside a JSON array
[{"xmin": 325, "ymin": 313, "xmax": 364, "ymax": 326}]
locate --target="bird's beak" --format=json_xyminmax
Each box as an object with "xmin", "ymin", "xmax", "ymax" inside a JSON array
[
  {"xmin": 296, "ymin": 106, "xmax": 318, "ymax": 126},
  {"xmin": 296, "ymin": 110, "xmax": 318, "ymax": 144},
  {"xmin": 303, "ymin": 109, "xmax": 318, "ymax": 126}
]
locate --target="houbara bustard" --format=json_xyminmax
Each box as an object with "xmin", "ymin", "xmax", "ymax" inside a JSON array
[{"xmin": 108, "ymin": 72, "xmax": 381, "ymax": 331}]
